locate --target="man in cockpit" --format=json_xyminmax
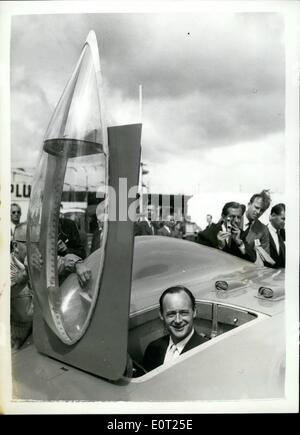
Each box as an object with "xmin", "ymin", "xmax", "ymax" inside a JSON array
[{"xmin": 143, "ymin": 286, "xmax": 208, "ymax": 372}]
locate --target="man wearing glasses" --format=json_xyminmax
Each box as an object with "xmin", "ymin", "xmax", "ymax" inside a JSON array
[{"xmin": 11, "ymin": 203, "xmax": 22, "ymax": 239}]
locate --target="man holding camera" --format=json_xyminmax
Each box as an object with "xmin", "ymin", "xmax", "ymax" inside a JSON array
[{"xmin": 197, "ymin": 202, "xmax": 255, "ymax": 262}]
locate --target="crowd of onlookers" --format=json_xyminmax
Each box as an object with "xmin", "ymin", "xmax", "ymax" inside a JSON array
[
  {"xmin": 10, "ymin": 189, "xmax": 285, "ymax": 350},
  {"xmin": 134, "ymin": 190, "xmax": 285, "ymax": 270},
  {"xmin": 10, "ymin": 203, "xmax": 90, "ymax": 350},
  {"xmin": 196, "ymin": 191, "xmax": 285, "ymax": 269},
  {"xmin": 134, "ymin": 213, "xmax": 200, "ymax": 240},
  {"xmin": 10, "ymin": 204, "xmax": 33, "ymax": 351}
]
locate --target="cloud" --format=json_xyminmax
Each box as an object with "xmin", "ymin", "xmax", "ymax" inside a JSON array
[
  {"xmin": 10, "ymin": 12, "xmax": 285, "ymax": 192},
  {"xmin": 139, "ymin": 87, "xmax": 284, "ymax": 165},
  {"xmin": 100, "ymin": 13, "xmax": 284, "ymax": 97},
  {"xmin": 147, "ymin": 132, "xmax": 285, "ymax": 195}
]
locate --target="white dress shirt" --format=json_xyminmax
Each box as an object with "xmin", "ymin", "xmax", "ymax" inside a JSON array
[
  {"xmin": 163, "ymin": 328, "xmax": 195, "ymax": 365},
  {"xmin": 11, "ymin": 222, "xmax": 17, "ymax": 239},
  {"xmin": 163, "ymin": 225, "xmax": 171, "ymax": 234},
  {"xmin": 145, "ymin": 218, "xmax": 155, "ymax": 235}
]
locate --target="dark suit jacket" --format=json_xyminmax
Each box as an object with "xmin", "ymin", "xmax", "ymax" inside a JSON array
[
  {"xmin": 157, "ymin": 226, "xmax": 173, "ymax": 237},
  {"xmin": 241, "ymin": 219, "xmax": 270, "ymax": 265},
  {"xmin": 280, "ymin": 228, "xmax": 286, "ymax": 242},
  {"xmin": 197, "ymin": 222, "xmax": 255, "ymax": 262},
  {"xmin": 267, "ymin": 228, "xmax": 285, "ymax": 268},
  {"xmin": 197, "ymin": 222, "xmax": 224, "ymax": 248},
  {"xmin": 90, "ymin": 228, "xmax": 102, "ymax": 253},
  {"xmin": 143, "ymin": 331, "xmax": 207, "ymax": 372},
  {"xmin": 134, "ymin": 220, "xmax": 155, "ymax": 236},
  {"xmin": 58, "ymin": 218, "xmax": 86, "ymax": 259}
]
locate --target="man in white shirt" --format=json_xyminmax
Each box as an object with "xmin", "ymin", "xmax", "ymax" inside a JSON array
[
  {"xmin": 241, "ymin": 190, "xmax": 272, "ymax": 265},
  {"xmin": 267, "ymin": 203, "xmax": 285, "ymax": 268},
  {"xmin": 157, "ymin": 215, "xmax": 175, "ymax": 237},
  {"xmin": 134, "ymin": 212, "xmax": 155, "ymax": 236},
  {"xmin": 142, "ymin": 286, "xmax": 208, "ymax": 371}
]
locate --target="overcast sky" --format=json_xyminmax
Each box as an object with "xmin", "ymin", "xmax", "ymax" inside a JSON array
[{"xmin": 11, "ymin": 12, "xmax": 285, "ymax": 195}]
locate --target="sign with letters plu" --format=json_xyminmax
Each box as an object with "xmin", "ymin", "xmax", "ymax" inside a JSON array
[{"xmin": 11, "ymin": 183, "xmax": 32, "ymax": 199}]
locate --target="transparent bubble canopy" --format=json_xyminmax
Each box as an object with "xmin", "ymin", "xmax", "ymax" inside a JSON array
[
  {"xmin": 45, "ymin": 31, "xmax": 106, "ymax": 153},
  {"xmin": 27, "ymin": 31, "xmax": 108, "ymax": 345}
]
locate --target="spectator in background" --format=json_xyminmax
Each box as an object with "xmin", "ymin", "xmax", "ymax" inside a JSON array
[
  {"xmin": 11, "ymin": 203, "xmax": 22, "ymax": 239},
  {"xmin": 197, "ymin": 202, "xmax": 255, "ymax": 262},
  {"xmin": 91, "ymin": 200, "xmax": 107, "ymax": 253},
  {"xmin": 266, "ymin": 203, "xmax": 286, "ymax": 268},
  {"xmin": 134, "ymin": 209, "xmax": 155, "ymax": 236},
  {"xmin": 173, "ymin": 221, "xmax": 184, "ymax": 239},
  {"xmin": 181, "ymin": 216, "xmax": 201, "ymax": 242},
  {"xmin": 205, "ymin": 214, "xmax": 213, "ymax": 229},
  {"xmin": 91, "ymin": 219, "xmax": 104, "ymax": 253},
  {"xmin": 157, "ymin": 215, "xmax": 176, "ymax": 237},
  {"xmin": 241, "ymin": 190, "xmax": 272, "ymax": 266},
  {"xmin": 27, "ymin": 220, "xmax": 92, "ymax": 289},
  {"xmin": 58, "ymin": 205, "xmax": 86, "ymax": 259},
  {"xmin": 10, "ymin": 223, "xmax": 33, "ymax": 350}
]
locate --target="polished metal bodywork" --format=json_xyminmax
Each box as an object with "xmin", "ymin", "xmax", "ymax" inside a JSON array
[{"xmin": 13, "ymin": 236, "xmax": 285, "ymax": 401}]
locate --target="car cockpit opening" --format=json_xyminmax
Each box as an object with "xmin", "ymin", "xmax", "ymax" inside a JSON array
[{"xmin": 126, "ymin": 300, "xmax": 259, "ymax": 380}]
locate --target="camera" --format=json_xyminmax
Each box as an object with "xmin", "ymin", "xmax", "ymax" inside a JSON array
[{"xmin": 225, "ymin": 216, "xmax": 233, "ymax": 232}]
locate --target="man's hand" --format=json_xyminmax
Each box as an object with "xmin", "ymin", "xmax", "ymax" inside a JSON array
[
  {"xmin": 10, "ymin": 259, "xmax": 28, "ymax": 286},
  {"xmin": 231, "ymin": 223, "xmax": 246, "ymax": 254},
  {"xmin": 63, "ymin": 254, "xmax": 80, "ymax": 271},
  {"xmin": 75, "ymin": 261, "xmax": 92, "ymax": 288},
  {"xmin": 217, "ymin": 230, "xmax": 231, "ymax": 250},
  {"xmin": 30, "ymin": 250, "xmax": 43, "ymax": 271},
  {"xmin": 57, "ymin": 239, "xmax": 68, "ymax": 255},
  {"xmin": 231, "ymin": 224, "xmax": 243, "ymax": 246}
]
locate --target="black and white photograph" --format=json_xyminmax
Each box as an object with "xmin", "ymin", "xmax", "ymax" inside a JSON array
[{"xmin": 0, "ymin": 1, "xmax": 299, "ymax": 415}]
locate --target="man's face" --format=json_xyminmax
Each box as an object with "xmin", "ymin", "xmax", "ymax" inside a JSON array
[
  {"xmin": 11, "ymin": 206, "xmax": 21, "ymax": 224},
  {"xmin": 246, "ymin": 197, "xmax": 264, "ymax": 222},
  {"xmin": 206, "ymin": 215, "xmax": 212, "ymax": 224},
  {"xmin": 166, "ymin": 216, "xmax": 175, "ymax": 228},
  {"xmin": 224, "ymin": 207, "xmax": 243, "ymax": 228},
  {"xmin": 160, "ymin": 291, "xmax": 196, "ymax": 344},
  {"xmin": 270, "ymin": 211, "xmax": 285, "ymax": 230}
]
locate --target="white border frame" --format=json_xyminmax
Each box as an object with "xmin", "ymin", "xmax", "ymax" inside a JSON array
[{"xmin": 0, "ymin": 1, "xmax": 299, "ymax": 414}]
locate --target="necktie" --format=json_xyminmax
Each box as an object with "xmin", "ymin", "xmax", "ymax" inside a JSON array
[
  {"xmin": 171, "ymin": 344, "xmax": 179, "ymax": 356},
  {"xmin": 148, "ymin": 221, "xmax": 154, "ymax": 235},
  {"xmin": 164, "ymin": 343, "xmax": 180, "ymax": 364},
  {"xmin": 241, "ymin": 222, "xmax": 251, "ymax": 241},
  {"xmin": 243, "ymin": 222, "xmax": 251, "ymax": 239}
]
